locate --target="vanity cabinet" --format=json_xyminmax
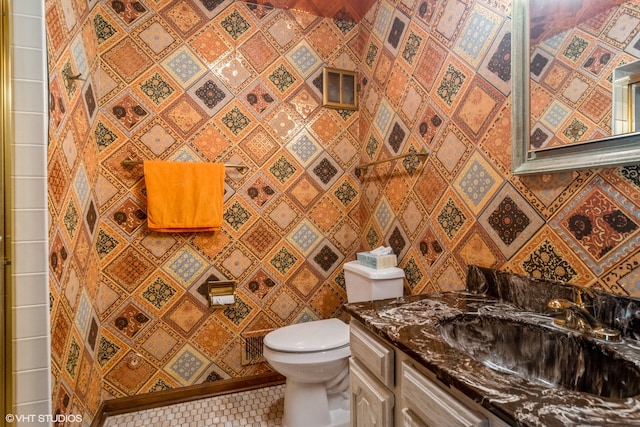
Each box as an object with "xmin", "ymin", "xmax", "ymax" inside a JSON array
[
  {"xmin": 350, "ymin": 319, "xmax": 506, "ymax": 427},
  {"xmin": 349, "ymin": 320, "xmax": 395, "ymax": 427}
]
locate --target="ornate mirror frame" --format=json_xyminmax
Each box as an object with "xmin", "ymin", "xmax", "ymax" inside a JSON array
[{"xmin": 512, "ymin": 0, "xmax": 640, "ymax": 175}]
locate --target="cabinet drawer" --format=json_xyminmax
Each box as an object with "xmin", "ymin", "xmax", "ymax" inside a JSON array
[
  {"xmin": 401, "ymin": 362, "xmax": 488, "ymax": 427},
  {"xmin": 350, "ymin": 320, "xmax": 394, "ymax": 387}
]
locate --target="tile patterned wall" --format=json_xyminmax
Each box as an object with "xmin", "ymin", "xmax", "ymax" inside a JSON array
[
  {"xmin": 45, "ymin": 0, "xmax": 640, "ymax": 423},
  {"xmin": 358, "ymin": 0, "xmax": 640, "ymax": 298},
  {"xmin": 46, "ymin": 0, "xmax": 363, "ymax": 419}
]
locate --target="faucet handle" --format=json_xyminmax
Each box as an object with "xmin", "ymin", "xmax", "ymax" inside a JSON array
[{"xmin": 572, "ymin": 285, "xmax": 594, "ymax": 307}]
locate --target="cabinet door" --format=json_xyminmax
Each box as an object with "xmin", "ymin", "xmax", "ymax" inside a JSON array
[
  {"xmin": 401, "ymin": 362, "xmax": 488, "ymax": 427},
  {"xmin": 401, "ymin": 408, "xmax": 428, "ymax": 427},
  {"xmin": 350, "ymin": 358, "xmax": 394, "ymax": 427}
]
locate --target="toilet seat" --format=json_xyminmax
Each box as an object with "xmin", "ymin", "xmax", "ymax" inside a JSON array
[{"xmin": 264, "ymin": 318, "xmax": 349, "ymax": 353}]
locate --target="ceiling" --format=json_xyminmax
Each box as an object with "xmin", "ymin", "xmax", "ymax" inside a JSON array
[
  {"xmin": 530, "ymin": 0, "xmax": 626, "ymax": 45},
  {"xmin": 238, "ymin": 0, "xmax": 379, "ymax": 21}
]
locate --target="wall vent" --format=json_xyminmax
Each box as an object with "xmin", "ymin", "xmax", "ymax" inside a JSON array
[{"xmin": 241, "ymin": 329, "xmax": 272, "ymax": 366}]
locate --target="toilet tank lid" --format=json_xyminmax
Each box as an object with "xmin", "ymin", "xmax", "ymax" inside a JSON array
[
  {"xmin": 264, "ymin": 318, "xmax": 349, "ymax": 352},
  {"xmin": 344, "ymin": 260, "xmax": 405, "ymax": 279}
]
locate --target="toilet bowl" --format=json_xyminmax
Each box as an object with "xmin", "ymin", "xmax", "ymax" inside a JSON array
[
  {"xmin": 264, "ymin": 261, "xmax": 405, "ymax": 427},
  {"xmin": 264, "ymin": 318, "xmax": 351, "ymax": 427}
]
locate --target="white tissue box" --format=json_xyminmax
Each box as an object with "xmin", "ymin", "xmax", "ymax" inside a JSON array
[{"xmin": 357, "ymin": 252, "xmax": 398, "ymax": 269}]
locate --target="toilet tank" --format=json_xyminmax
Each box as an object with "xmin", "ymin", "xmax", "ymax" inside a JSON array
[{"xmin": 344, "ymin": 261, "xmax": 405, "ymax": 303}]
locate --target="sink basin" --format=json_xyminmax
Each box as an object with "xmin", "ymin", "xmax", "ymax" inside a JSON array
[{"xmin": 438, "ymin": 313, "xmax": 640, "ymax": 399}]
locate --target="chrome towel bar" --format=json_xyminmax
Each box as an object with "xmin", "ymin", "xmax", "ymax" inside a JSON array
[{"xmin": 356, "ymin": 150, "xmax": 429, "ymax": 172}]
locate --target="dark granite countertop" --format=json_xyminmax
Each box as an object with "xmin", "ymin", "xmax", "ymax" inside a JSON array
[{"xmin": 343, "ymin": 290, "xmax": 640, "ymax": 427}]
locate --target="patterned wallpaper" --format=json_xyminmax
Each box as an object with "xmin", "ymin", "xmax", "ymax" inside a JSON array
[
  {"xmin": 47, "ymin": 0, "xmax": 364, "ymax": 418},
  {"xmin": 45, "ymin": 0, "xmax": 640, "ymax": 422},
  {"xmin": 357, "ymin": 0, "xmax": 640, "ymax": 298}
]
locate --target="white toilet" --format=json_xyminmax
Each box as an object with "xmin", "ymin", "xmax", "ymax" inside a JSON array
[{"xmin": 263, "ymin": 261, "xmax": 405, "ymax": 427}]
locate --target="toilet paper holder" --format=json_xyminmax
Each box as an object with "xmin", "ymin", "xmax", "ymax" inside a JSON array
[{"xmin": 208, "ymin": 280, "xmax": 236, "ymax": 308}]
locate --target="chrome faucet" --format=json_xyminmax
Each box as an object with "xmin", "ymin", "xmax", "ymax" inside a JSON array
[{"xmin": 547, "ymin": 285, "xmax": 621, "ymax": 342}]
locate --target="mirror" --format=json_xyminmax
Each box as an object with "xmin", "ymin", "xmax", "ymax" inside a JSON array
[
  {"xmin": 612, "ymin": 60, "xmax": 640, "ymax": 134},
  {"xmin": 512, "ymin": 0, "xmax": 640, "ymax": 174}
]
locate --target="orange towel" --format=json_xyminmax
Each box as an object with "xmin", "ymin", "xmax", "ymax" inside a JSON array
[{"xmin": 144, "ymin": 160, "xmax": 225, "ymax": 232}]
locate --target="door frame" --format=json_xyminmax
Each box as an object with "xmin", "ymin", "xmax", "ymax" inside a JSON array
[{"xmin": 1, "ymin": 0, "xmax": 13, "ymax": 416}]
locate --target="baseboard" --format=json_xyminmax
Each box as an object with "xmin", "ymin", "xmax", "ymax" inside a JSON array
[{"xmin": 90, "ymin": 372, "xmax": 285, "ymax": 427}]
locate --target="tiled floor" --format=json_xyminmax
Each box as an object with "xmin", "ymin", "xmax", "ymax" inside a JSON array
[{"xmin": 103, "ymin": 384, "xmax": 285, "ymax": 427}]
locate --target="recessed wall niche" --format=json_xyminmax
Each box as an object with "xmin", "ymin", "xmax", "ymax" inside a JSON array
[{"xmin": 323, "ymin": 67, "xmax": 358, "ymax": 110}]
